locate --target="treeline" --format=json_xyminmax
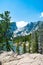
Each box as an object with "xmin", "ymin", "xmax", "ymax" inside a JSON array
[
  {"xmin": 13, "ymin": 34, "xmax": 31, "ymax": 43},
  {"xmin": 13, "ymin": 31, "xmax": 38, "ymax": 54}
]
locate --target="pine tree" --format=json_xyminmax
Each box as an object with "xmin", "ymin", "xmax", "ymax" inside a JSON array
[{"xmin": 23, "ymin": 42, "xmax": 26, "ymax": 53}]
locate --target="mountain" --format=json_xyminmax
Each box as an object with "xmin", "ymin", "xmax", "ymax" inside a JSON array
[
  {"xmin": 10, "ymin": 21, "xmax": 42, "ymax": 37},
  {"xmin": 31, "ymin": 21, "xmax": 40, "ymax": 31},
  {"xmin": 5, "ymin": 22, "xmax": 17, "ymax": 38},
  {"xmin": 24, "ymin": 22, "xmax": 34, "ymax": 33},
  {"xmin": 13, "ymin": 21, "xmax": 39, "ymax": 37},
  {"xmin": 10, "ymin": 22, "xmax": 17, "ymax": 31},
  {"xmin": 15, "ymin": 22, "xmax": 34, "ymax": 36}
]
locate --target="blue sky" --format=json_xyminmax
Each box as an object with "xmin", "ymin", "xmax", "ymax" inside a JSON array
[{"xmin": 0, "ymin": 0, "xmax": 43, "ymax": 28}]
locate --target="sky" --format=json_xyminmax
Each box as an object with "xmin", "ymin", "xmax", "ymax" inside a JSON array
[{"xmin": 0, "ymin": 0, "xmax": 43, "ymax": 28}]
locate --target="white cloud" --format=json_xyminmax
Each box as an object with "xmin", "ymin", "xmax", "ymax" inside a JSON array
[
  {"xmin": 16, "ymin": 21, "xmax": 28, "ymax": 28},
  {"xmin": 40, "ymin": 12, "xmax": 43, "ymax": 18}
]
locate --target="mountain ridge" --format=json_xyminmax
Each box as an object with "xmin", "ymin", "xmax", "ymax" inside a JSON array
[{"xmin": 10, "ymin": 21, "xmax": 43, "ymax": 37}]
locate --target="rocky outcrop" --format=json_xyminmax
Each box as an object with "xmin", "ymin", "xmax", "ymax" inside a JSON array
[{"xmin": 0, "ymin": 51, "xmax": 43, "ymax": 65}]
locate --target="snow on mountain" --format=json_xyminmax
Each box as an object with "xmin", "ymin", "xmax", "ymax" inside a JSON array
[
  {"xmin": 10, "ymin": 21, "xmax": 42, "ymax": 37},
  {"xmin": 13, "ymin": 21, "xmax": 40, "ymax": 37}
]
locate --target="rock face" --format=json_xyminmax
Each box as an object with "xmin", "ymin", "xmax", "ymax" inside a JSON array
[{"xmin": 0, "ymin": 51, "xmax": 43, "ymax": 65}]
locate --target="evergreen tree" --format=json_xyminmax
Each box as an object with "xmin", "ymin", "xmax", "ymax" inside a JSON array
[
  {"xmin": 28, "ymin": 34, "xmax": 31, "ymax": 53},
  {"xmin": 16, "ymin": 43, "xmax": 20, "ymax": 55},
  {"xmin": 31, "ymin": 31, "xmax": 38, "ymax": 53},
  {"xmin": 0, "ymin": 11, "xmax": 13, "ymax": 51},
  {"xmin": 23, "ymin": 42, "xmax": 26, "ymax": 53}
]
